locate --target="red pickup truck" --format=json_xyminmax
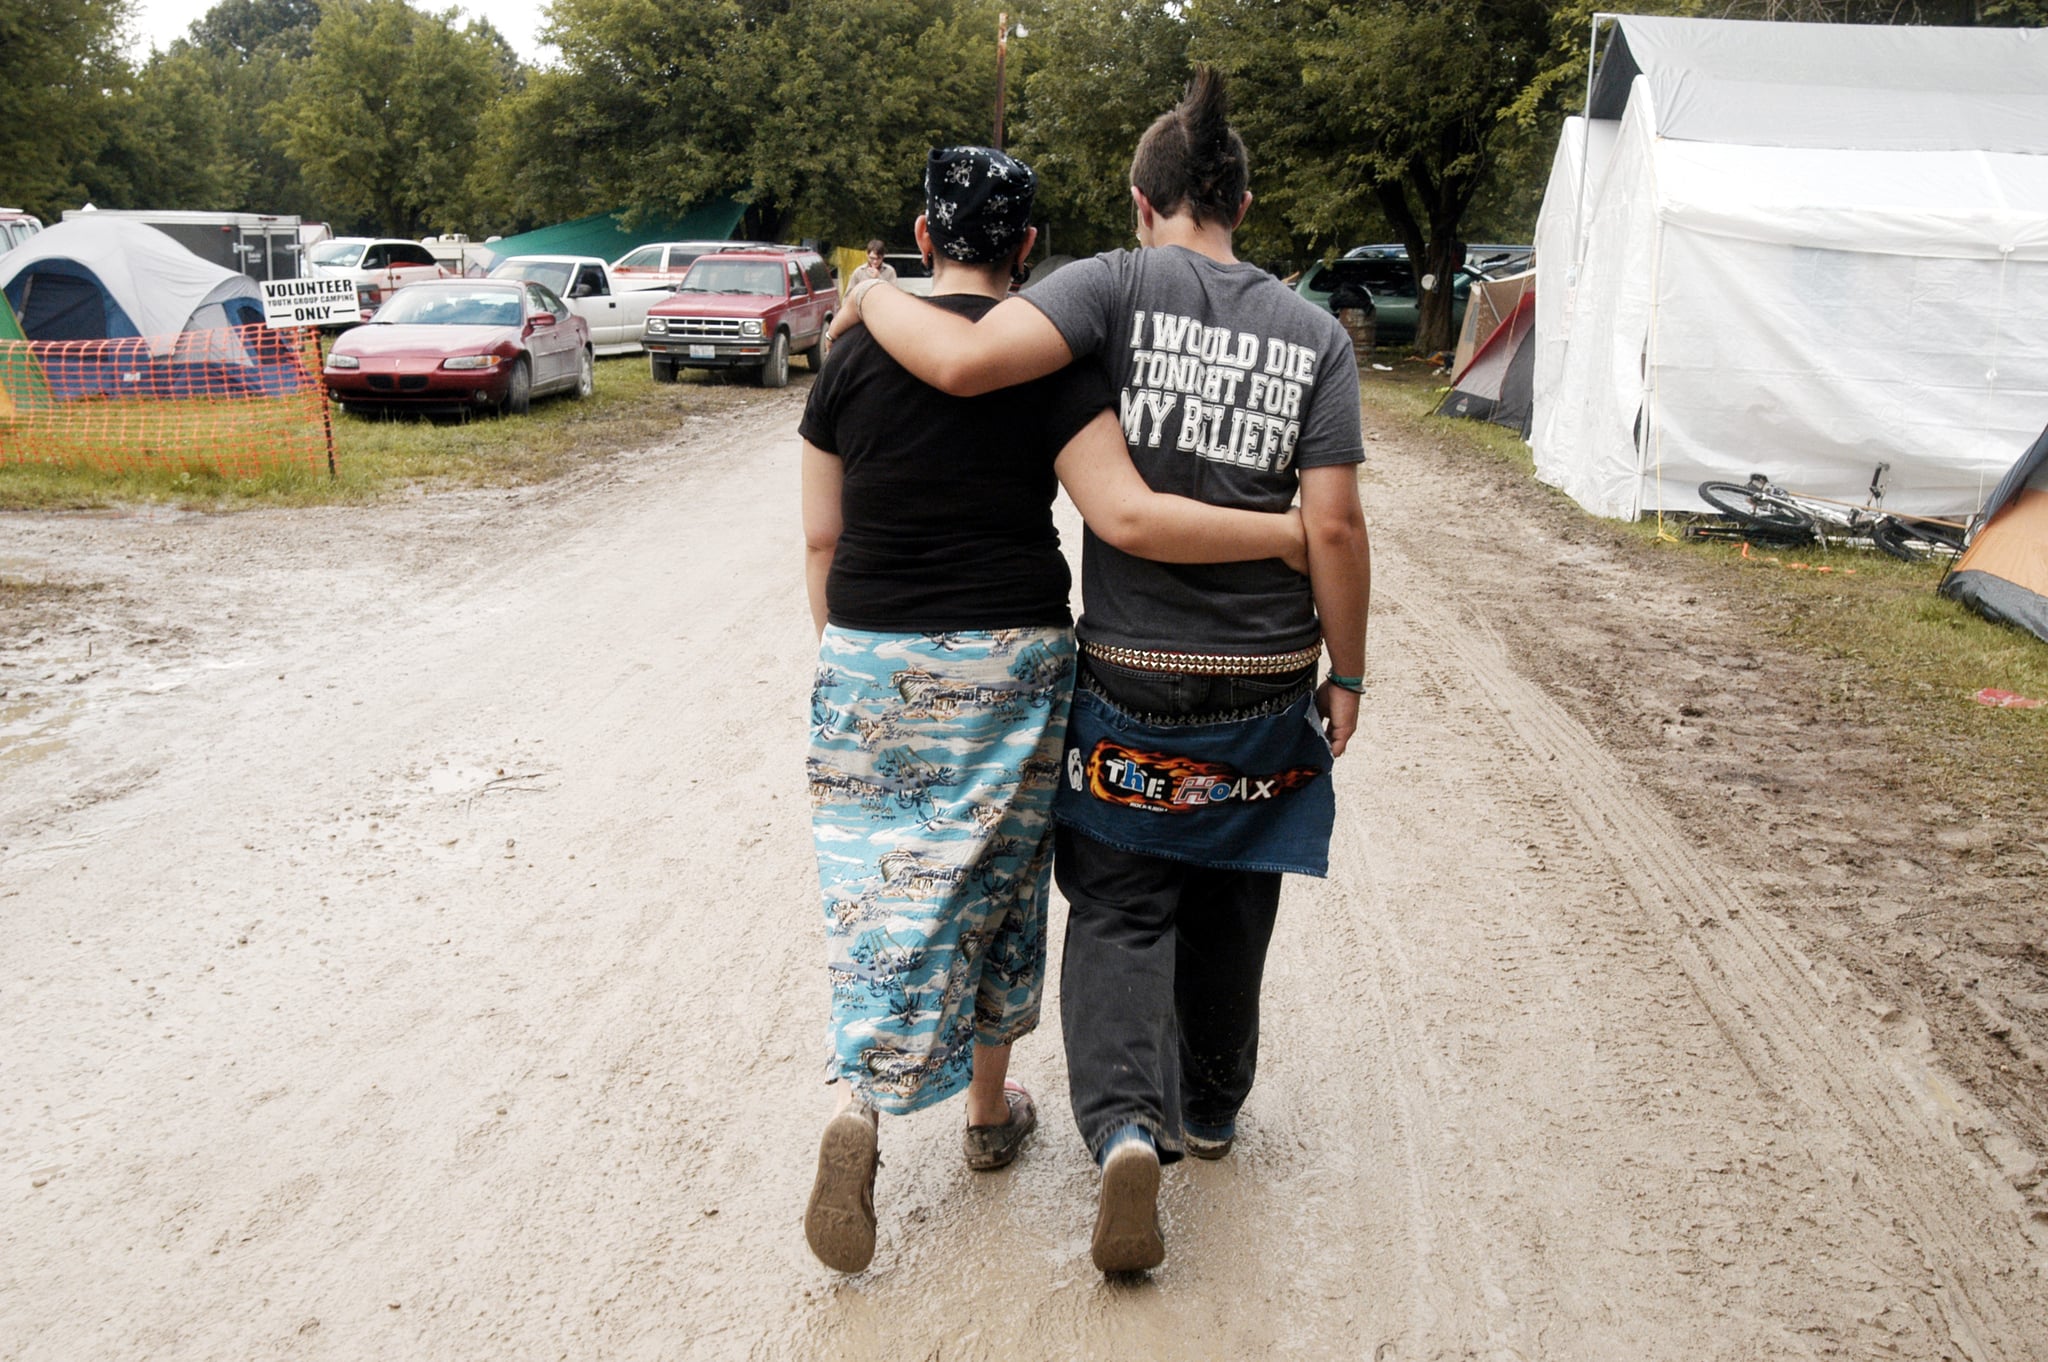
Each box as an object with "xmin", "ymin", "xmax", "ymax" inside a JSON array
[{"xmin": 641, "ymin": 247, "xmax": 835, "ymax": 388}]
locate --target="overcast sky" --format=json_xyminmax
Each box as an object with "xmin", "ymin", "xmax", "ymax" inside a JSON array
[{"xmin": 126, "ymin": 0, "xmax": 558, "ymax": 65}]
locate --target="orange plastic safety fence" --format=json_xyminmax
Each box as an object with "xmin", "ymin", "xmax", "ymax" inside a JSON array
[{"xmin": 0, "ymin": 325, "xmax": 334, "ymax": 479}]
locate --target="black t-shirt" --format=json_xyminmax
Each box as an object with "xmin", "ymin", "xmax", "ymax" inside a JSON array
[{"xmin": 799, "ymin": 294, "xmax": 1113, "ymax": 633}]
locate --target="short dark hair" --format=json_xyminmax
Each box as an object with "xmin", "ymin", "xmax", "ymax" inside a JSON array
[
  {"xmin": 1129, "ymin": 66, "xmax": 1249, "ymax": 230},
  {"xmin": 865, "ymin": 239, "xmax": 886, "ymax": 255}
]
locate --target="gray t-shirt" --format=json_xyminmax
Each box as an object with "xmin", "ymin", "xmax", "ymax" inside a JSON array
[{"xmin": 1024, "ymin": 245, "xmax": 1364, "ymax": 654}]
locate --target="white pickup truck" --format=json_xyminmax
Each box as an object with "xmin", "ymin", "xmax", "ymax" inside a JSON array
[{"xmin": 487, "ymin": 255, "xmax": 674, "ymax": 356}]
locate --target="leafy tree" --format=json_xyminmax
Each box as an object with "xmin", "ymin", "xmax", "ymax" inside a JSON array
[
  {"xmin": 170, "ymin": 0, "xmax": 326, "ymax": 217},
  {"xmin": 189, "ymin": 0, "xmax": 321, "ymax": 59},
  {"xmin": 478, "ymin": 0, "xmax": 1014, "ymax": 246},
  {"xmin": 472, "ymin": 0, "xmax": 757, "ymax": 232},
  {"xmin": 277, "ymin": 0, "xmax": 512, "ymax": 235},
  {"xmin": 1200, "ymin": 0, "xmax": 1562, "ymax": 353},
  {"xmin": 0, "ymin": 0, "xmax": 135, "ymax": 220},
  {"xmin": 1009, "ymin": 0, "xmax": 1190, "ymax": 258},
  {"xmin": 743, "ymin": 0, "xmax": 1025, "ymax": 244},
  {"xmin": 79, "ymin": 45, "xmax": 243, "ymax": 211}
]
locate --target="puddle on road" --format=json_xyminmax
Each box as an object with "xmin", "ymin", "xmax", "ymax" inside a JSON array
[{"xmin": 0, "ymin": 698, "xmax": 76, "ymax": 775}]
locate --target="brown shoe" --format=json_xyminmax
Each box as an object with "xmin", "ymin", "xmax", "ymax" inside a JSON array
[
  {"xmin": 962, "ymin": 1081, "xmax": 1037, "ymax": 1171},
  {"xmin": 804, "ymin": 1106, "xmax": 879, "ymax": 1272}
]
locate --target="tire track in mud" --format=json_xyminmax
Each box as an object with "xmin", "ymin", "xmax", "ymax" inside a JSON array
[
  {"xmin": 1307, "ymin": 593, "xmax": 1824, "ymax": 1357},
  {"xmin": 2, "ymin": 397, "xmax": 829, "ymax": 1360},
  {"xmin": 10, "ymin": 396, "xmax": 2048, "ymax": 1360},
  {"xmin": 1363, "ymin": 536, "xmax": 2046, "ymax": 1359}
]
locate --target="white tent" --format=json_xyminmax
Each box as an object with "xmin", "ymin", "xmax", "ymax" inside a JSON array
[
  {"xmin": 0, "ymin": 216, "xmax": 265, "ymax": 357},
  {"xmin": 1533, "ymin": 16, "xmax": 2048, "ymax": 520}
]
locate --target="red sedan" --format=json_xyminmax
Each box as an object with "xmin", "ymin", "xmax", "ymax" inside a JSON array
[{"xmin": 323, "ymin": 278, "xmax": 594, "ymax": 416}]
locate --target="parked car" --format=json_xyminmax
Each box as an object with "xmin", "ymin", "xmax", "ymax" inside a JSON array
[
  {"xmin": 610, "ymin": 240, "xmax": 771, "ymax": 289},
  {"xmin": 1341, "ymin": 241, "xmax": 1532, "ymax": 274},
  {"xmin": 489, "ymin": 254, "xmax": 673, "ymax": 356},
  {"xmin": 0, "ymin": 208, "xmax": 44, "ymax": 253},
  {"xmin": 641, "ymin": 246, "xmax": 835, "ymax": 387},
  {"xmin": 882, "ymin": 253, "xmax": 934, "ymax": 297},
  {"xmin": 1295, "ymin": 250, "xmax": 1480, "ymax": 347},
  {"xmin": 322, "ymin": 278, "xmax": 592, "ymax": 416},
  {"xmin": 304, "ymin": 237, "xmax": 450, "ymax": 320}
]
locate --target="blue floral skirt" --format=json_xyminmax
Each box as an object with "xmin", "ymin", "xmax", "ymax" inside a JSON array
[{"xmin": 808, "ymin": 625, "xmax": 1076, "ymax": 1114}]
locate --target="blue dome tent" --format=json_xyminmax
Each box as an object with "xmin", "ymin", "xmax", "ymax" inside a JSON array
[{"xmin": 0, "ymin": 216, "xmax": 302, "ymax": 398}]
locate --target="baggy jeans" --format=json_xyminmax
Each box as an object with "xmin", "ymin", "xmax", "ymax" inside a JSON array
[{"xmin": 1054, "ymin": 657, "xmax": 1311, "ymax": 1164}]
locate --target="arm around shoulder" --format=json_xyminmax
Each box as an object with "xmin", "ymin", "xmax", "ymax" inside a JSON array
[
  {"xmin": 858, "ymin": 288, "xmax": 1072, "ymax": 396},
  {"xmin": 1055, "ymin": 411, "xmax": 1308, "ymax": 570}
]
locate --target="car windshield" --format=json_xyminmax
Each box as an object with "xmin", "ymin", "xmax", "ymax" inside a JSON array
[
  {"xmin": 373, "ymin": 287, "xmax": 523, "ymax": 327},
  {"xmin": 308, "ymin": 240, "xmax": 365, "ymax": 268},
  {"xmin": 491, "ymin": 260, "xmax": 574, "ymax": 294},
  {"xmin": 1315, "ymin": 259, "xmax": 1414, "ymax": 298},
  {"xmin": 1314, "ymin": 256, "xmax": 1474, "ymax": 299},
  {"xmin": 677, "ymin": 260, "xmax": 784, "ymax": 296}
]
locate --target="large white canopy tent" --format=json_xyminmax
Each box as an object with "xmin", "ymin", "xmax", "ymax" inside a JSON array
[{"xmin": 1532, "ymin": 16, "xmax": 2048, "ymax": 520}]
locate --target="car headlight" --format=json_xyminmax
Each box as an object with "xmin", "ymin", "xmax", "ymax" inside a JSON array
[
  {"xmin": 741, "ymin": 319, "xmax": 763, "ymax": 338},
  {"xmin": 442, "ymin": 354, "xmax": 504, "ymax": 370},
  {"xmin": 646, "ymin": 317, "xmax": 668, "ymax": 335},
  {"xmin": 327, "ymin": 353, "xmax": 360, "ymax": 370}
]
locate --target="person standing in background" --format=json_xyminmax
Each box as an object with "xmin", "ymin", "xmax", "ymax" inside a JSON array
[{"xmin": 845, "ymin": 240, "xmax": 897, "ymax": 290}]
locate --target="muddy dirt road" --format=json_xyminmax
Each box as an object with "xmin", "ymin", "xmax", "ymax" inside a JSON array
[{"xmin": 4, "ymin": 384, "xmax": 2046, "ymax": 1360}]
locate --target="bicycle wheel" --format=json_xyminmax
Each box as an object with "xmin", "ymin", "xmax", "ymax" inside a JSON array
[
  {"xmin": 1869, "ymin": 516, "xmax": 1966, "ymax": 563},
  {"xmin": 1697, "ymin": 481, "xmax": 1816, "ymax": 543}
]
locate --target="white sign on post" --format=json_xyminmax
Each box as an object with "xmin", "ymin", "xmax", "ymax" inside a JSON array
[{"xmin": 261, "ymin": 277, "xmax": 362, "ymax": 328}]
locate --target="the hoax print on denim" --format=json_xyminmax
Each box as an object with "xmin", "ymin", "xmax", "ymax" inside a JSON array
[
  {"xmin": 808, "ymin": 625, "xmax": 1077, "ymax": 1115},
  {"xmin": 1054, "ymin": 661, "xmax": 1334, "ymax": 877}
]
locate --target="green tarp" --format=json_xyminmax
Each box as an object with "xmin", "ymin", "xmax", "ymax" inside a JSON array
[
  {"xmin": 486, "ymin": 199, "xmax": 749, "ymax": 262},
  {"xmin": 0, "ymin": 292, "xmax": 53, "ymax": 417}
]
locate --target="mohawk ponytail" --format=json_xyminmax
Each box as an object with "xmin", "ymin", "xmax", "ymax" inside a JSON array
[{"xmin": 1130, "ymin": 64, "xmax": 1250, "ymax": 230}]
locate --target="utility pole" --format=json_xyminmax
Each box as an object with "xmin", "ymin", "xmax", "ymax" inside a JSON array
[{"xmin": 994, "ymin": 12, "xmax": 1010, "ymax": 149}]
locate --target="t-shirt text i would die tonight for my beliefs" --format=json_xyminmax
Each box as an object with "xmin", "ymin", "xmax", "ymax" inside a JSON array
[{"xmin": 1117, "ymin": 310, "xmax": 1321, "ymax": 472}]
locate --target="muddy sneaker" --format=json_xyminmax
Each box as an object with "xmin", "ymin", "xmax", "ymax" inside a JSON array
[
  {"xmin": 962, "ymin": 1080, "xmax": 1037, "ymax": 1171},
  {"xmin": 804, "ymin": 1106, "xmax": 879, "ymax": 1272},
  {"xmin": 1182, "ymin": 1117, "xmax": 1235, "ymax": 1161},
  {"xmin": 1091, "ymin": 1136, "xmax": 1165, "ymax": 1273}
]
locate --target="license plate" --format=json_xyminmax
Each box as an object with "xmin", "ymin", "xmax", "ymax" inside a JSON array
[{"xmin": 689, "ymin": 345, "xmax": 715, "ymax": 360}]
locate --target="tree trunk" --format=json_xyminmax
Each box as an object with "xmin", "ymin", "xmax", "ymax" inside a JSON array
[
  {"xmin": 1370, "ymin": 183, "xmax": 1457, "ymax": 355},
  {"xmin": 741, "ymin": 201, "xmax": 790, "ymax": 243},
  {"xmin": 1413, "ymin": 232, "xmax": 1462, "ymax": 357},
  {"xmin": 1372, "ymin": 156, "xmax": 1483, "ymax": 356}
]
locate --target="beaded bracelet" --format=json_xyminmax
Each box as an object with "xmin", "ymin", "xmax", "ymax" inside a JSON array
[{"xmin": 1326, "ymin": 674, "xmax": 1365, "ymax": 693}]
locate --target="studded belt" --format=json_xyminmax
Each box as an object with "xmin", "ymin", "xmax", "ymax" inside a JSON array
[{"xmin": 1080, "ymin": 641, "xmax": 1322, "ymax": 677}]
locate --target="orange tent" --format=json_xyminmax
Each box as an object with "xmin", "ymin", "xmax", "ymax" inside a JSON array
[{"xmin": 1942, "ymin": 426, "xmax": 2048, "ymax": 644}]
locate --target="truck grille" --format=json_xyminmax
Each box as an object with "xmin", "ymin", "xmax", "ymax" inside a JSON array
[{"xmin": 660, "ymin": 317, "xmax": 746, "ymax": 340}]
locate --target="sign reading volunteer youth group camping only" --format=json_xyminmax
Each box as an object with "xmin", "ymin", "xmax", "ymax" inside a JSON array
[{"xmin": 260, "ymin": 277, "xmax": 361, "ymax": 327}]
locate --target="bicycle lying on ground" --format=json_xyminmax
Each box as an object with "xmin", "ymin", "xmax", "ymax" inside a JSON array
[{"xmin": 1689, "ymin": 465, "xmax": 1971, "ymax": 563}]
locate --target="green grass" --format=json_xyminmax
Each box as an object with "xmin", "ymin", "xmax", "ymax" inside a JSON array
[
  {"xmin": 1358, "ymin": 359, "xmax": 2047, "ymax": 802},
  {"xmin": 0, "ymin": 356, "xmax": 743, "ymax": 510}
]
